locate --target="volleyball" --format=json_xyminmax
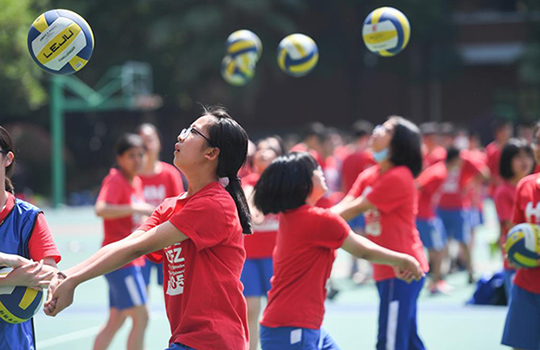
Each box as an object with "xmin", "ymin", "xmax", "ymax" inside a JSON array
[
  {"xmin": 27, "ymin": 9, "xmax": 94, "ymax": 75},
  {"xmin": 505, "ymin": 223, "xmax": 540, "ymax": 269},
  {"xmin": 226, "ymin": 30, "xmax": 262, "ymax": 64},
  {"xmin": 0, "ymin": 267, "xmax": 44, "ymax": 324},
  {"xmin": 277, "ymin": 34, "xmax": 319, "ymax": 77},
  {"xmin": 221, "ymin": 55, "xmax": 254, "ymax": 86},
  {"xmin": 362, "ymin": 7, "xmax": 411, "ymax": 57}
]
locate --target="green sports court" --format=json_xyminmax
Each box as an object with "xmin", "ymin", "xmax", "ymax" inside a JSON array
[{"xmin": 35, "ymin": 202, "xmax": 508, "ymax": 350}]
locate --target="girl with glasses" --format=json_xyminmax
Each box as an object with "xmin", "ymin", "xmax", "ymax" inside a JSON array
[{"xmin": 45, "ymin": 107, "xmax": 253, "ymax": 350}]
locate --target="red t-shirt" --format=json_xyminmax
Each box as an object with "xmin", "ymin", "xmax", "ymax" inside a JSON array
[
  {"xmin": 348, "ymin": 166, "xmax": 429, "ymax": 281},
  {"xmin": 138, "ymin": 182, "xmax": 248, "ymax": 349},
  {"xmin": 424, "ymin": 146, "xmax": 447, "ymax": 167},
  {"xmin": 416, "ymin": 162, "xmax": 447, "ymax": 220},
  {"xmin": 139, "ymin": 162, "xmax": 184, "ymax": 207},
  {"xmin": 511, "ymin": 174, "xmax": 540, "ymax": 294},
  {"xmin": 260, "ymin": 205, "xmax": 349, "ymax": 329},
  {"xmin": 494, "ymin": 181, "xmax": 516, "ymax": 270},
  {"xmin": 486, "ymin": 141, "xmax": 503, "ymax": 195},
  {"xmin": 437, "ymin": 152, "xmax": 485, "ymax": 209},
  {"xmin": 1, "ymin": 192, "xmax": 61, "ymax": 263},
  {"xmin": 341, "ymin": 150, "xmax": 375, "ymax": 193},
  {"xmin": 242, "ymin": 173, "xmax": 278, "ymax": 259},
  {"xmin": 97, "ymin": 168, "xmax": 146, "ymax": 267}
]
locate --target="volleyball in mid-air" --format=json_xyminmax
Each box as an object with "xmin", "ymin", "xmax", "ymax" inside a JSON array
[
  {"xmin": 226, "ymin": 29, "xmax": 262, "ymax": 63},
  {"xmin": 277, "ymin": 34, "xmax": 319, "ymax": 77},
  {"xmin": 362, "ymin": 7, "xmax": 410, "ymax": 57},
  {"xmin": 505, "ymin": 223, "xmax": 540, "ymax": 268},
  {"xmin": 221, "ymin": 55, "xmax": 254, "ymax": 86},
  {"xmin": 28, "ymin": 9, "xmax": 94, "ymax": 75},
  {"xmin": 0, "ymin": 267, "xmax": 44, "ymax": 324}
]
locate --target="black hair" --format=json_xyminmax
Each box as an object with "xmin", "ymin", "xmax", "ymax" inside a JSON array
[
  {"xmin": 419, "ymin": 122, "xmax": 439, "ymax": 136},
  {"xmin": 258, "ymin": 135, "xmax": 286, "ymax": 157},
  {"xmin": 492, "ymin": 118, "xmax": 512, "ymax": 131},
  {"xmin": 388, "ymin": 116, "xmax": 423, "ymax": 177},
  {"xmin": 499, "ymin": 138, "xmax": 533, "ymax": 180},
  {"xmin": 0, "ymin": 126, "xmax": 15, "ymax": 194},
  {"xmin": 445, "ymin": 146, "xmax": 461, "ymax": 164},
  {"xmin": 253, "ymin": 152, "xmax": 318, "ymax": 215},
  {"xmin": 303, "ymin": 122, "xmax": 329, "ymax": 143},
  {"xmin": 352, "ymin": 120, "xmax": 374, "ymax": 138},
  {"xmin": 204, "ymin": 106, "xmax": 252, "ymax": 234},
  {"xmin": 115, "ymin": 133, "xmax": 146, "ymax": 156}
]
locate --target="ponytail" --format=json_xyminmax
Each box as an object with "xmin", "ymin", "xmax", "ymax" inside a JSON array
[
  {"xmin": 0, "ymin": 126, "xmax": 15, "ymax": 194},
  {"xmin": 205, "ymin": 106, "xmax": 253, "ymax": 234},
  {"xmin": 225, "ymin": 176, "xmax": 252, "ymax": 234}
]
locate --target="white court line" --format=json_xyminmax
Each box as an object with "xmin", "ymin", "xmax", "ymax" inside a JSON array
[{"xmin": 38, "ymin": 325, "xmax": 102, "ymax": 348}]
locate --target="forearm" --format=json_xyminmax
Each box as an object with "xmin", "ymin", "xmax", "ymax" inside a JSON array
[
  {"xmin": 342, "ymin": 232, "xmax": 408, "ymax": 266},
  {"xmin": 95, "ymin": 203, "xmax": 135, "ymax": 219},
  {"xmin": 333, "ymin": 196, "xmax": 367, "ymax": 221}
]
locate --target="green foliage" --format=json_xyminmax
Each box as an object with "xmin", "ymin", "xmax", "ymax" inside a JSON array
[{"xmin": 0, "ymin": 0, "xmax": 49, "ymax": 115}]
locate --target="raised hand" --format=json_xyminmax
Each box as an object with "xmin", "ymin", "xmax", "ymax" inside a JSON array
[
  {"xmin": 5, "ymin": 261, "xmax": 55, "ymax": 291},
  {"xmin": 393, "ymin": 255, "xmax": 425, "ymax": 284},
  {"xmin": 44, "ymin": 277, "xmax": 76, "ymax": 317}
]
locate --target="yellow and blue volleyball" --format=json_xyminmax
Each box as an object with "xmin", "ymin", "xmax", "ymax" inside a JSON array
[
  {"xmin": 0, "ymin": 267, "xmax": 44, "ymax": 324},
  {"xmin": 277, "ymin": 34, "xmax": 319, "ymax": 77},
  {"xmin": 221, "ymin": 55, "xmax": 254, "ymax": 86},
  {"xmin": 362, "ymin": 7, "xmax": 410, "ymax": 57},
  {"xmin": 27, "ymin": 9, "xmax": 94, "ymax": 75},
  {"xmin": 505, "ymin": 223, "xmax": 540, "ymax": 269},
  {"xmin": 226, "ymin": 30, "xmax": 262, "ymax": 63}
]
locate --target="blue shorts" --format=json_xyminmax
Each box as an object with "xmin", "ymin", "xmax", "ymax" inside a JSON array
[
  {"xmin": 348, "ymin": 215, "xmax": 365, "ymax": 231},
  {"xmin": 104, "ymin": 265, "xmax": 148, "ymax": 310},
  {"xmin": 240, "ymin": 258, "xmax": 273, "ymax": 297},
  {"xmin": 165, "ymin": 343, "xmax": 195, "ymax": 350},
  {"xmin": 260, "ymin": 325, "xmax": 340, "ymax": 350},
  {"xmin": 141, "ymin": 258, "xmax": 164, "ymax": 286},
  {"xmin": 502, "ymin": 284, "xmax": 540, "ymax": 349},
  {"xmin": 468, "ymin": 207, "xmax": 484, "ymax": 228},
  {"xmin": 416, "ymin": 217, "xmax": 447, "ymax": 251},
  {"xmin": 376, "ymin": 278, "xmax": 426, "ymax": 350},
  {"xmin": 436, "ymin": 208, "xmax": 471, "ymax": 243}
]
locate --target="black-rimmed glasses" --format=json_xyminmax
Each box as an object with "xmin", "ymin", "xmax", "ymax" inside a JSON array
[{"xmin": 179, "ymin": 127, "xmax": 213, "ymax": 146}]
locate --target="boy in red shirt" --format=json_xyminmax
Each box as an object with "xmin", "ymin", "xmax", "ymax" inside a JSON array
[{"xmin": 501, "ymin": 125, "xmax": 540, "ymax": 350}]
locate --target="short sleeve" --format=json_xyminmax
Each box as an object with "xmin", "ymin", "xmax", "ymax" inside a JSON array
[
  {"xmin": 367, "ymin": 169, "xmax": 413, "ymax": 213},
  {"xmin": 97, "ymin": 176, "xmax": 125, "ymax": 204},
  {"xmin": 168, "ymin": 196, "xmax": 231, "ymax": 251},
  {"xmin": 416, "ymin": 167, "xmax": 444, "ymax": 197},
  {"xmin": 310, "ymin": 210, "xmax": 350, "ymax": 249},
  {"xmin": 347, "ymin": 173, "xmax": 366, "ymax": 198},
  {"xmin": 138, "ymin": 204, "xmax": 164, "ymax": 232},
  {"xmin": 28, "ymin": 213, "xmax": 61, "ymax": 263}
]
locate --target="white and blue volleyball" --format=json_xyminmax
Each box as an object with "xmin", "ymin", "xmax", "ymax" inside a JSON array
[
  {"xmin": 0, "ymin": 267, "xmax": 44, "ymax": 324},
  {"xmin": 505, "ymin": 223, "xmax": 540, "ymax": 269},
  {"xmin": 28, "ymin": 9, "xmax": 94, "ymax": 75},
  {"xmin": 221, "ymin": 55, "xmax": 254, "ymax": 86},
  {"xmin": 362, "ymin": 7, "xmax": 410, "ymax": 57},
  {"xmin": 226, "ymin": 30, "xmax": 262, "ymax": 63},
  {"xmin": 277, "ymin": 34, "xmax": 319, "ymax": 77}
]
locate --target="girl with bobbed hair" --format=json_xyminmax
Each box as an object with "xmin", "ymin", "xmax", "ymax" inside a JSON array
[
  {"xmin": 333, "ymin": 116, "xmax": 429, "ymax": 350},
  {"xmin": 45, "ymin": 106, "xmax": 253, "ymax": 350},
  {"xmin": 253, "ymin": 151, "xmax": 423, "ymax": 350}
]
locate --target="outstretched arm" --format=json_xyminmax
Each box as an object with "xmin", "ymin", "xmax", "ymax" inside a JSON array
[
  {"xmin": 341, "ymin": 231, "xmax": 424, "ymax": 283},
  {"xmin": 45, "ymin": 221, "xmax": 187, "ymax": 316},
  {"xmin": 332, "ymin": 195, "xmax": 375, "ymax": 221}
]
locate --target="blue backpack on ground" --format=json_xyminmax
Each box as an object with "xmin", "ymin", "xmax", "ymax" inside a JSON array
[{"xmin": 467, "ymin": 270, "xmax": 507, "ymax": 306}]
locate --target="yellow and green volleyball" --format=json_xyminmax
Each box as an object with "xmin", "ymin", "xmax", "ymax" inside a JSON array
[
  {"xmin": 221, "ymin": 55, "xmax": 254, "ymax": 87},
  {"xmin": 27, "ymin": 9, "xmax": 94, "ymax": 75},
  {"xmin": 0, "ymin": 267, "xmax": 44, "ymax": 324},
  {"xmin": 277, "ymin": 34, "xmax": 319, "ymax": 77},
  {"xmin": 362, "ymin": 7, "xmax": 410, "ymax": 57},
  {"xmin": 505, "ymin": 223, "xmax": 540, "ymax": 268},
  {"xmin": 226, "ymin": 30, "xmax": 262, "ymax": 63}
]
